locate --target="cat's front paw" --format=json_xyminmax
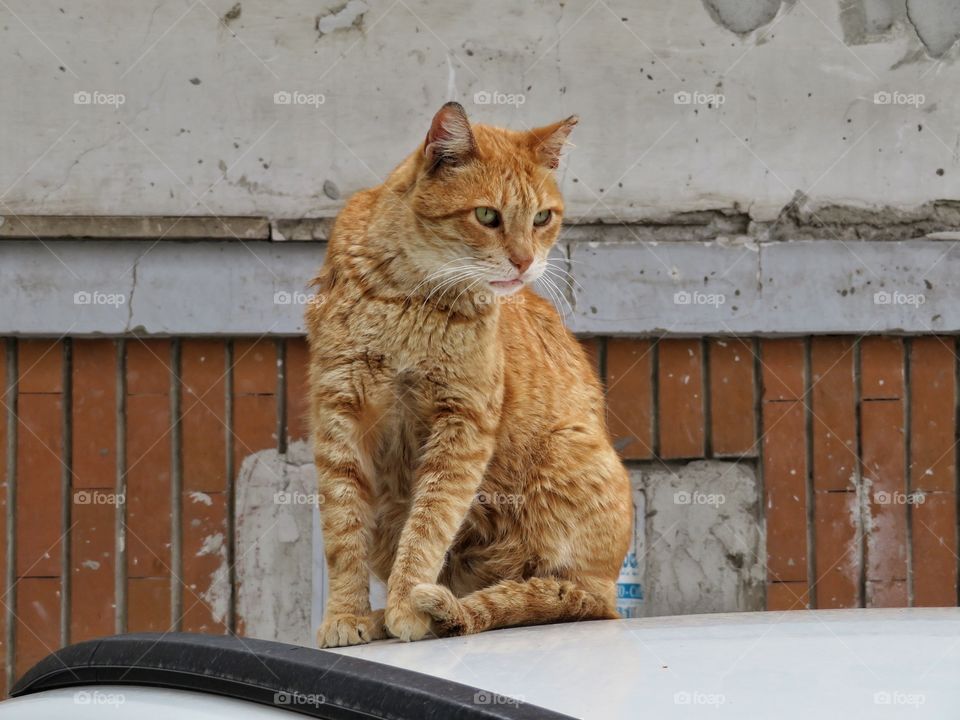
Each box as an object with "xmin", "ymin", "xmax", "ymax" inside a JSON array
[
  {"xmin": 410, "ymin": 582, "xmax": 470, "ymax": 636},
  {"xmin": 317, "ymin": 610, "xmax": 385, "ymax": 648},
  {"xmin": 384, "ymin": 596, "xmax": 433, "ymax": 642}
]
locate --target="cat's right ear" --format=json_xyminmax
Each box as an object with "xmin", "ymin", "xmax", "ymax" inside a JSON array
[{"xmin": 423, "ymin": 102, "xmax": 476, "ymax": 171}]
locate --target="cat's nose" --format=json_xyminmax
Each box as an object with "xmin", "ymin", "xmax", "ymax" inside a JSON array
[{"xmin": 509, "ymin": 254, "xmax": 534, "ymax": 275}]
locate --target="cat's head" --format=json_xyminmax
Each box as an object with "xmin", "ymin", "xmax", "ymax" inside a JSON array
[{"xmin": 400, "ymin": 102, "xmax": 576, "ymax": 301}]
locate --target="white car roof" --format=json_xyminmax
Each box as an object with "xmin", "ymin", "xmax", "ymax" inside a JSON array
[
  {"xmin": 332, "ymin": 608, "xmax": 960, "ymax": 719},
  {"xmin": 0, "ymin": 686, "xmax": 294, "ymax": 719}
]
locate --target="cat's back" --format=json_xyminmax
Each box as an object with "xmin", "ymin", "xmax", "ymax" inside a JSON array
[{"xmin": 306, "ymin": 185, "xmax": 381, "ymax": 328}]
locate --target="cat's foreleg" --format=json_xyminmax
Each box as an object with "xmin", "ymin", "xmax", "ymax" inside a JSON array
[
  {"xmin": 384, "ymin": 402, "xmax": 495, "ymax": 641},
  {"xmin": 313, "ymin": 396, "xmax": 384, "ymax": 648}
]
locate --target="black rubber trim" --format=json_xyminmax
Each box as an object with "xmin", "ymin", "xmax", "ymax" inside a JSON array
[{"xmin": 10, "ymin": 633, "xmax": 574, "ymax": 720}]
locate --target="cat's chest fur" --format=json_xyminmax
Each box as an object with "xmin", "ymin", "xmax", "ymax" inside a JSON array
[{"xmin": 356, "ymin": 303, "xmax": 500, "ymax": 493}]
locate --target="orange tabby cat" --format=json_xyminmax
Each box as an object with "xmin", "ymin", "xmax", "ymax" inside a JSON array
[{"xmin": 306, "ymin": 102, "xmax": 632, "ymax": 646}]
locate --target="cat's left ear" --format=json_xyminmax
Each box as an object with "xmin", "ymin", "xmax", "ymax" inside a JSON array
[{"xmin": 527, "ymin": 115, "xmax": 579, "ymax": 169}]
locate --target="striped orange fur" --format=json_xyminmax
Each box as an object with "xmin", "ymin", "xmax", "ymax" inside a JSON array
[{"xmin": 306, "ymin": 103, "xmax": 632, "ymax": 646}]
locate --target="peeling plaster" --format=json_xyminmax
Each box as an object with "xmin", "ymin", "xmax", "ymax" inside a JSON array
[
  {"xmin": 840, "ymin": 0, "xmax": 960, "ymax": 56},
  {"xmin": 906, "ymin": 0, "xmax": 960, "ymax": 57},
  {"xmin": 702, "ymin": 0, "xmax": 786, "ymax": 34},
  {"xmin": 315, "ymin": 0, "xmax": 368, "ymax": 37}
]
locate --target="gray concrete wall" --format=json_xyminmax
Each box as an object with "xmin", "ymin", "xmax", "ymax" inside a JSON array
[
  {"xmin": 4, "ymin": 0, "xmax": 960, "ymax": 225},
  {"xmin": 2, "ymin": 237, "xmax": 955, "ymax": 336}
]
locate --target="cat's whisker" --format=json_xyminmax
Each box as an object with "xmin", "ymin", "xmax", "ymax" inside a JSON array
[
  {"xmin": 447, "ymin": 276, "xmax": 485, "ymax": 319},
  {"xmin": 536, "ymin": 274, "xmax": 574, "ymax": 317},
  {"xmin": 535, "ymin": 276, "xmax": 562, "ymax": 316},
  {"xmin": 419, "ymin": 269, "xmax": 484, "ymax": 317},
  {"xmin": 543, "ymin": 262, "xmax": 582, "ymax": 292},
  {"xmin": 410, "ymin": 267, "xmax": 480, "ymax": 319},
  {"xmin": 407, "ymin": 260, "xmax": 478, "ymax": 300},
  {"xmin": 546, "ymin": 260, "xmax": 583, "ymax": 289},
  {"xmin": 423, "ymin": 268, "xmax": 481, "ymax": 303}
]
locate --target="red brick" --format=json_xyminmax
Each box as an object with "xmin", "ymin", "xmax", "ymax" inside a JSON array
[
  {"xmin": 912, "ymin": 493, "xmax": 957, "ymax": 607},
  {"xmin": 181, "ymin": 491, "xmax": 228, "ymax": 634},
  {"xmin": 127, "ymin": 578, "xmax": 171, "ymax": 633},
  {"xmin": 70, "ymin": 499, "xmax": 116, "ymax": 641},
  {"xmin": 17, "ymin": 340, "xmax": 63, "ymax": 394},
  {"xmin": 232, "ymin": 339, "xmax": 278, "ymax": 467},
  {"xmin": 578, "ymin": 338, "xmax": 601, "ymax": 378},
  {"xmin": 72, "ymin": 340, "xmax": 117, "ymax": 489},
  {"xmin": 233, "ymin": 395, "xmax": 278, "ymax": 467},
  {"xmin": 708, "ymin": 338, "xmax": 756, "ymax": 456},
  {"xmin": 16, "ymin": 394, "xmax": 63, "ymax": 577},
  {"xmin": 657, "ymin": 339, "xmax": 705, "ymax": 459},
  {"xmin": 126, "ymin": 340, "xmax": 171, "ymax": 395},
  {"xmin": 14, "ymin": 578, "xmax": 61, "ymax": 680},
  {"xmin": 762, "ymin": 400, "xmax": 808, "ymax": 582},
  {"xmin": 233, "ymin": 339, "xmax": 277, "ymax": 395},
  {"xmin": 811, "ymin": 337, "xmax": 857, "ymax": 492},
  {"xmin": 860, "ymin": 337, "xmax": 903, "ymax": 399},
  {"xmin": 606, "ymin": 339, "xmax": 653, "ymax": 460},
  {"xmin": 862, "ymin": 399, "xmax": 908, "ymax": 606},
  {"xmin": 766, "ymin": 581, "xmax": 811, "ymax": 610},
  {"xmin": 760, "ymin": 339, "xmax": 805, "ymax": 402},
  {"xmin": 285, "ymin": 338, "xmax": 311, "ymax": 443},
  {"xmin": 813, "ymin": 492, "xmax": 860, "ymax": 608},
  {"xmin": 125, "ymin": 394, "xmax": 172, "ymax": 578},
  {"xmin": 181, "ymin": 340, "xmax": 227, "ymax": 493},
  {"xmin": 909, "ymin": 338, "xmax": 956, "ymax": 493}
]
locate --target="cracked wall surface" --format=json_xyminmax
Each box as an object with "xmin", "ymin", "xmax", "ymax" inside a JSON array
[
  {"xmin": 235, "ymin": 441, "xmax": 317, "ymax": 646},
  {"xmin": 635, "ymin": 463, "xmax": 765, "ymax": 617},
  {"xmin": 3, "ymin": 0, "xmax": 960, "ymax": 225}
]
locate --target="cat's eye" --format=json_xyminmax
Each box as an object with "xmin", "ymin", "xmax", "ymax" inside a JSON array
[
  {"xmin": 533, "ymin": 209, "xmax": 552, "ymax": 227},
  {"xmin": 475, "ymin": 207, "xmax": 501, "ymax": 228}
]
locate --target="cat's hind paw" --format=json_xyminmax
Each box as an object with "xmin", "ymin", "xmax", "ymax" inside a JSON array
[
  {"xmin": 410, "ymin": 583, "xmax": 471, "ymax": 636},
  {"xmin": 316, "ymin": 610, "xmax": 385, "ymax": 648}
]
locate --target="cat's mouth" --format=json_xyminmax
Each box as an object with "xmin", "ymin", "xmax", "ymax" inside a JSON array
[{"xmin": 488, "ymin": 279, "xmax": 524, "ymax": 293}]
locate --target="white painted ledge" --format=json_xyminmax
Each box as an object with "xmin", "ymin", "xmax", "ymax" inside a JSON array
[{"xmin": 0, "ymin": 238, "xmax": 956, "ymax": 335}]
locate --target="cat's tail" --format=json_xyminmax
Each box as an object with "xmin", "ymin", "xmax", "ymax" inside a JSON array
[{"xmin": 410, "ymin": 576, "xmax": 618, "ymax": 637}]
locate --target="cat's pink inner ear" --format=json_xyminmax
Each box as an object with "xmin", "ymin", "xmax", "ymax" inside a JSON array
[
  {"xmin": 528, "ymin": 115, "xmax": 579, "ymax": 169},
  {"xmin": 424, "ymin": 102, "xmax": 476, "ymax": 168}
]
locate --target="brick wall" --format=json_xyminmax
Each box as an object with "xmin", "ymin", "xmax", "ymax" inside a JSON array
[{"xmin": 1, "ymin": 334, "xmax": 958, "ymax": 694}]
